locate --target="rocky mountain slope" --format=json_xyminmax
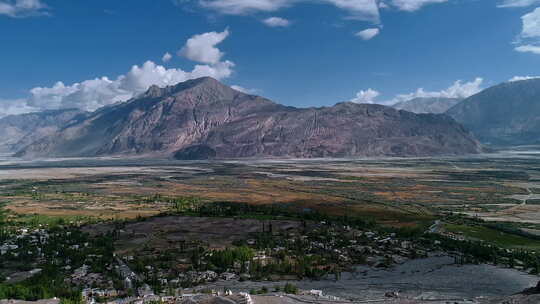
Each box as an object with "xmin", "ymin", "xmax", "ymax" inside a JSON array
[
  {"xmin": 393, "ymin": 97, "xmax": 462, "ymax": 114},
  {"xmin": 16, "ymin": 77, "xmax": 482, "ymax": 159},
  {"xmin": 0, "ymin": 109, "xmax": 88, "ymax": 153},
  {"xmin": 447, "ymin": 78, "xmax": 540, "ymax": 145}
]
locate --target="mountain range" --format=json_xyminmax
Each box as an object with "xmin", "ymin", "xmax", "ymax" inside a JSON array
[
  {"xmin": 447, "ymin": 78, "xmax": 540, "ymax": 146},
  {"xmin": 0, "ymin": 109, "xmax": 88, "ymax": 153},
  {"xmin": 11, "ymin": 77, "xmax": 482, "ymax": 159},
  {"xmin": 392, "ymin": 97, "xmax": 462, "ymax": 114}
]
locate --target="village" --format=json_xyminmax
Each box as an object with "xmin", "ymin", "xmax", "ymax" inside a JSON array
[
  {"xmin": 2, "ymin": 199, "xmax": 540, "ymax": 304},
  {"xmin": 0, "ymin": 202, "xmax": 437, "ymax": 304}
]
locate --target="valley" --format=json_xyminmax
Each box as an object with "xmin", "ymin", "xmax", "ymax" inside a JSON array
[
  {"xmin": 2, "ymin": 2, "xmax": 540, "ymax": 303},
  {"xmin": 2, "ymin": 147, "xmax": 540, "ymax": 303},
  {"xmin": 2, "ymin": 147, "xmax": 540, "ymax": 227}
]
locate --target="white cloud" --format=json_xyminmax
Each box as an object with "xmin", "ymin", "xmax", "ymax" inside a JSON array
[
  {"xmin": 200, "ymin": 0, "xmax": 291, "ymax": 15},
  {"xmin": 351, "ymin": 88, "xmax": 380, "ymax": 104},
  {"xmin": 498, "ymin": 0, "xmax": 540, "ymax": 8},
  {"xmin": 351, "ymin": 78, "xmax": 484, "ymax": 106},
  {"xmin": 355, "ymin": 28, "xmax": 380, "ymax": 40},
  {"xmin": 509, "ymin": 75, "xmax": 540, "ymax": 81},
  {"xmin": 198, "ymin": 0, "xmax": 380, "ymax": 22},
  {"xmin": 24, "ymin": 60, "xmax": 233, "ymax": 112},
  {"xmin": 324, "ymin": 0, "xmax": 380, "ymax": 22},
  {"xmin": 262, "ymin": 16, "xmax": 290, "ymax": 27},
  {"xmin": 515, "ymin": 44, "xmax": 540, "ymax": 54},
  {"xmin": 162, "ymin": 52, "xmax": 173, "ymax": 62},
  {"xmin": 0, "ymin": 0, "xmax": 48, "ymax": 17},
  {"xmin": 185, "ymin": 0, "xmax": 450, "ymax": 26},
  {"xmin": 390, "ymin": 0, "xmax": 447, "ymax": 12},
  {"xmin": 0, "ymin": 98, "xmax": 38, "ymax": 117},
  {"xmin": 0, "ymin": 30, "xmax": 235, "ymax": 118},
  {"xmin": 514, "ymin": 8, "xmax": 540, "ymax": 54},
  {"xmin": 179, "ymin": 29, "xmax": 230, "ymax": 64},
  {"xmin": 520, "ymin": 8, "xmax": 540, "ymax": 38},
  {"xmin": 390, "ymin": 78, "xmax": 484, "ymax": 104},
  {"xmin": 231, "ymin": 85, "xmax": 257, "ymax": 94}
]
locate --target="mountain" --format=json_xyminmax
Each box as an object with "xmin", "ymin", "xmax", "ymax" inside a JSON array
[
  {"xmin": 0, "ymin": 109, "xmax": 88, "ymax": 153},
  {"xmin": 16, "ymin": 77, "xmax": 482, "ymax": 159},
  {"xmin": 393, "ymin": 97, "xmax": 462, "ymax": 114},
  {"xmin": 447, "ymin": 78, "xmax": 540, "ymax": 145}
]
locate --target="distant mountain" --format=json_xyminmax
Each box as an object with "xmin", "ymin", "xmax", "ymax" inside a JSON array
[
  {"xmin": 447, "ymin": 79, "xmax": 540, "ymax": 145},
  {"xmin": 393, "ymin": 97, "xmax": 462, "ymax": 114},
  {"xmin": 0, "ymin": 109, "xmax": 88, "ymax": 153},
  {"xmin": 16, "ymin": 77, "xmax": 482, "ymax": 159}
]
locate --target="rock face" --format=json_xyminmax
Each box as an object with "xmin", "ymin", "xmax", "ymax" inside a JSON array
[
  {"xmin": 393, "ymin": 97, "xmax": 462, "ymax": 114},
  {"xmin": 16, "ymin": 77, "xmax": 482, "ymax": 159},
  {"xmin": 447, "ymin": 79, "xmax": 540, "ymax": 146},
  {"xmin": 0, "ymin": 109, "xmax": 88, "ymax": 153}
]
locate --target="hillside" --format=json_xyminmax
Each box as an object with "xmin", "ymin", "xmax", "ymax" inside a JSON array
[
  {"xmin": 0, "ymin": 109, "xmax": 88, "ymax": 153},
  {"xmin": 447, "ymin": 79, "xmax": 540, "ymax": 145}
]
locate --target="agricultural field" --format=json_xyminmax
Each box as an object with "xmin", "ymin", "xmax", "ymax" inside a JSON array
[{"xmin": 1, "ymin": 147, "xmax": 540, "ymax": 229}]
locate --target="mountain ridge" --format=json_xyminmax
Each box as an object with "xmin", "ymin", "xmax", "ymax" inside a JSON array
[
  {"xmin": 0, "ymin": 109, "xmax": 88, "ymax": 153},
  {"xmin": 393, "ymin": 97, "xmax": 462, "ymax": 114},
  {"xmin": 447, "ymin": 78, "xmax": 540, "ymax": 146},
  {"xmin": 15, "ymin": 77, "xmax": 483, "ymax": 159}
]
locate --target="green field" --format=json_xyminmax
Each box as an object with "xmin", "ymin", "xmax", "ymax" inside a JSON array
[{"xmin": 444, "ymin": 223, "xmax": 540, "ymax": 250}]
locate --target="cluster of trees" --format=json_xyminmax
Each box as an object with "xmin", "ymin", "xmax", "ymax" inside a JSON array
[
  {"xmin": 426, "ymin": 233, "xmax": 540, "ymax": 273},
  {"xmin": 0, "ymin": 265, "xmax": 82, "ymax": 302},
  {"xmin": 167, "ymin": 200, "xmax": 375, "ymax": 230},
  {"xmin": 0, "ymin": 203, "xmax": 8, "ymax": 242},
  {"xmin": 249, "ymin": 283, "xmax": 298, "ymax": 295},
  {"xmin": 208, "ymin": 246, "xmax": 255, "ymax": 272}
]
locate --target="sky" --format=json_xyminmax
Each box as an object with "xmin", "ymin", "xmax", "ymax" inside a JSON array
[{"xmin": 1, "ymin": 0, "xmax": 540, "ymax": 117}]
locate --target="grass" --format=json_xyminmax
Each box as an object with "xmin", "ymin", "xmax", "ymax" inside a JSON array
[
  {"xmin": 12, "ymin": 213, "xmax": 99, "ymax": 227},
  {"xmin": 444, "ymin": 223, "xmax": 540, "ymax": 250}
]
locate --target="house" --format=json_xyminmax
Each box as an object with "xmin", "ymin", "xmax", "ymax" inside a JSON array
[{"xmin": 138, "ymin": 284, "xmax": 154, "ymax": 297}]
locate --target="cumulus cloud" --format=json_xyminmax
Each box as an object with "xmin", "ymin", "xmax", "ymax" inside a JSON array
[
  {"xmin": 520, "ymin": 8, "xmax": 540, "ymax": 38},
  {"xmin": 0, "ymin": 30, "xmax": 235, "ymax": 118},
  {"xmin": 0, "ymin": 0, "xmax": 48, "ymax": 17},
  {"xmin": 514, "ymin": 8, "xmax": 540, "ymax": 54},
  {"xmin": 21, "ymin": 60, "xmax": 234, "ymax": 114},
  {"xmin": 351, "ymin": 88, "xmax": 380, "ymax": 104},
  {"xmin": 179, "ymin": 29, "xmax": 229, "ymax": 64},
  {"xmin": 355, "ymin": 28, "xmax": 380, "ymax": 40},
  {"xmin": 162, "ymin": 52, "xmax": 173, "ymax": 62},
  {"xmin": 498, "ymin": 0, "xmax": 540, "ymax": 7},
  {"xmin": 350, "ymin": 78, "xmax": 484, "ymax": 106},
  {"xmin": 391, "ymin": 78, "xmax": 484, "ymax": 104},
  {"xmin": 262, "ymin": 16, "xmax": 290, "ymax": 27},
  {"xmin": 390, "ymin": 0, "xmax": 447, "ymax": 12},
  {"xmin": 509, "ymin": 75, "xmax": 540, "ymax": 81},
  {"xmin": 0, "ymin": 98, "xmax": 38, "ymax": 117}
]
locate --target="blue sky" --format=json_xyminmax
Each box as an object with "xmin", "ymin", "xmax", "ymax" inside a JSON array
[{"xmin": 1, "ymin": 0, "xmax": 540, "ymax": 116}]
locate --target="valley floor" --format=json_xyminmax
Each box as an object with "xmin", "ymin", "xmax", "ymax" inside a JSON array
[{"xmin": 2, "ymin": 147, "xmax": 540, "ymax": 303}]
